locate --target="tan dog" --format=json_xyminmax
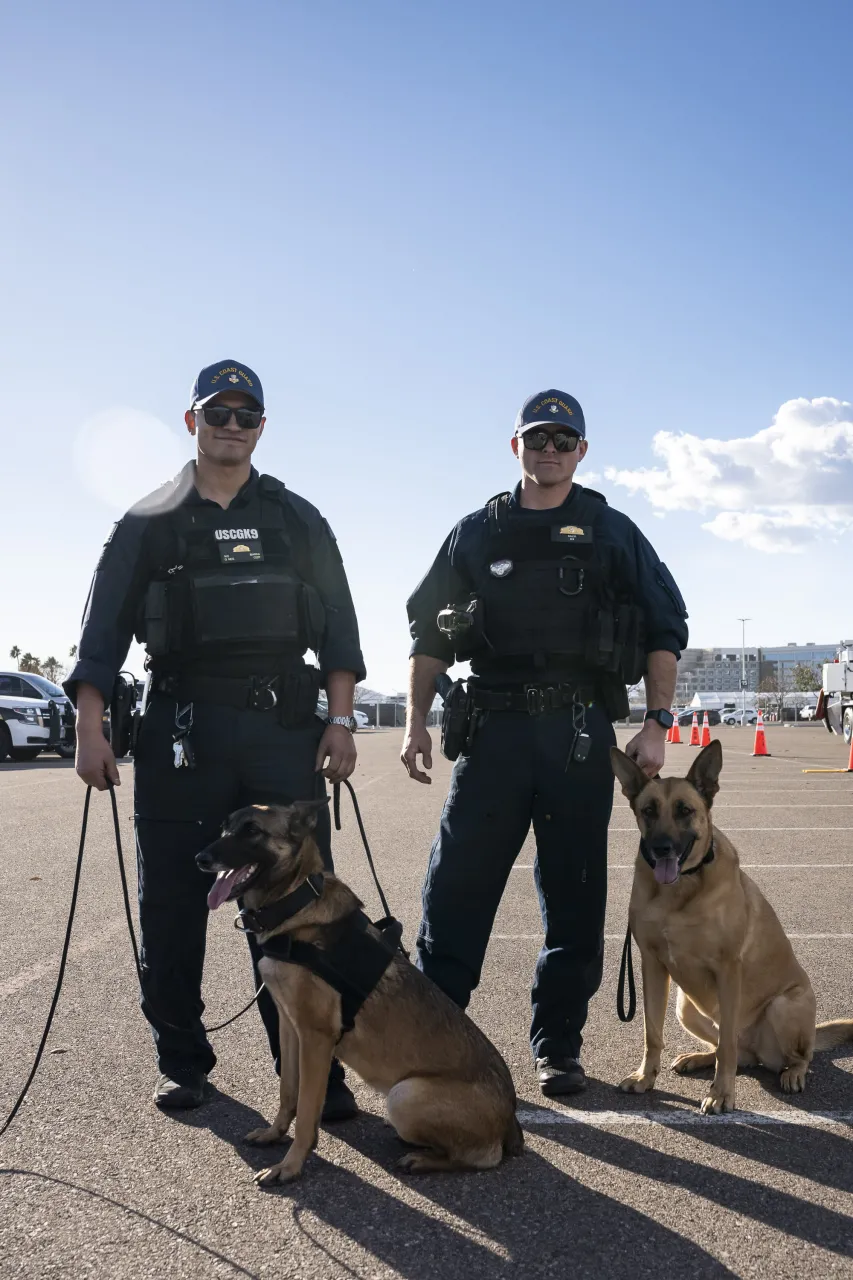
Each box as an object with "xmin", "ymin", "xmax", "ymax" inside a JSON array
[
  {"xmin": 611, "ymin": 740, "xmax": 853, "ymax": 1114},
  {"xmin": 197, "ymin": 802, "xmax": 522, "ymax": 1184}
]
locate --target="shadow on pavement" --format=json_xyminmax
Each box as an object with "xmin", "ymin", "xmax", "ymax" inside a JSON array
[
  {"xmin": 543, "ymin": 1120, "xmax": 853, "ymax": 1260},
  {"xmin": 319, "ymin": 1115, "xmax": 738, "ymax": 1279},
  {"xmin": 0, "ymin": 758, "xmax": 78, "ymax": 771},
  {"xmin": 0, "ymin": 1168, "xmax": 262, "ymax": 1279}
]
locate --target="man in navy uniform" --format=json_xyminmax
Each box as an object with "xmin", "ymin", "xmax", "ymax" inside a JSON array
[
  {"xmin": 66, "ymin": 360, "xmax": 365, "ymax": 1116},
  {"xmin": 401, "ymin": 389, "xmax": 687, "ymax": 1097}
]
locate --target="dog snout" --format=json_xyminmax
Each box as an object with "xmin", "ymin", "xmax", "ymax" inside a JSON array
[
  {"xmin": 195, "ymin": 846, "xmax": 216, "ymax": 871},
  {"xmin": 648, "ymin": 838, "xmax": 677, "ymax": 859}
]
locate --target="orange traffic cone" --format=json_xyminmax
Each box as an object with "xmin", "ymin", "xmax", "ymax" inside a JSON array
[
  {"xmin": 670, "ymin": 715, "xmax": 681, "ymax": 744},
  {"xmin": 700, "ymin": 711, "xmax": 712, "ymax": 747},
  {"xmin": 689, "ymin": 711, "xmax": 700, "ymax": 746},
  {"xmin": 752, "ymin": 711, "xmax": 771, "ymax": 757}
]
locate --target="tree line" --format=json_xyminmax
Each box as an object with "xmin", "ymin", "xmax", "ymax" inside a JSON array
[{"xmin": 8, "ymin": 644, "xmax": 77, "ymax": 685}]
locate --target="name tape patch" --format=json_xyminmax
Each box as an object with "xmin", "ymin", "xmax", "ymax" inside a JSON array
[
  {"xmin": 215, "ymin": 528, "xmax": 259, "ymax": 540},
  {"xmin": 218, "ymin": 538, "xmax": 264, "ymax": 564},
  {"xmin": 551, "ymin": 524, "xmax": 592, "ymax": 544}
]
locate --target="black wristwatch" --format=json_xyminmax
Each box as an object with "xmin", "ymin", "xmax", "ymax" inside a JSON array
[{"xmin": 645, "ymin": 708, "xmax": 675, "ymax": 730}]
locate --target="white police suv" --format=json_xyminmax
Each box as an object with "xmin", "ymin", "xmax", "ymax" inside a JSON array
[{"xmin": 0, "ymin": 672, "xmax": 76, "ymax": 762}]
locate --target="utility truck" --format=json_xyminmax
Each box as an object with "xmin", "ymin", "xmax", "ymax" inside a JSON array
[{"xmin": 819, "ymin": 642, "xmax": 853, "ymax": 743}]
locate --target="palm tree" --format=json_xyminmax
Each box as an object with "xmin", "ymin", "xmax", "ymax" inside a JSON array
[{"xmin": 9, "ymin": 645, "xmax": 20, "ymax": 669}]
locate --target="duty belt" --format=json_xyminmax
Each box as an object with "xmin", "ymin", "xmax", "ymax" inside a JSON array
[
  {"xmin": 153, "ymin": 671, "xmax": 314, "ymax": 713},
  {"xmin": 470, "ymin": 681, "xmax": 597, "ymax": 715}
]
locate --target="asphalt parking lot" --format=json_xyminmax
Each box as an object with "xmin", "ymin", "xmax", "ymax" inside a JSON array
[{"xmin": 1, "ymin": 724, "xmax": 852, "ymax": 1278}]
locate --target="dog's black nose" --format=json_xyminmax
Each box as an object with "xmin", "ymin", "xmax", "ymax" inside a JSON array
[
  {"xmin": 195, "ymin": 849, "xmax": 214, "ymax": 870},
  {"xmin": 649, "ymin": 840, "xmax": 677, "ymax": 859}
]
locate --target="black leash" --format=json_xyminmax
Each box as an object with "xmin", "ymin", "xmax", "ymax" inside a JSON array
[
  {"xmin": 333, "ymin": 777, "xmax": 393, "ymax": 920},
  {"xmin": 2, "ymin": 774, "xmax": 395, "ymax": 1137},
  {"xmin": 0, "ymin": 787, "xmax": 93, "ymax": 1139},
  {"xmin": 616, "ymin": 924, "xmax": 636, "ymax": 1023}
]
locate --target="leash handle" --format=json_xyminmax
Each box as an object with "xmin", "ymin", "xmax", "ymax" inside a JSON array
[
  {"xmin": 617, "ymin": 923, "xmax": 636, "ymax": 1023},
  {"xmin": 333, "ymin": 778, "xmax": 393, "ymax": 922}
]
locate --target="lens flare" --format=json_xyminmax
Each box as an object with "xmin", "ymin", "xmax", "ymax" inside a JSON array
[{"xmin": 73, "ymin": 407, "xmax": 188, "ymax": 513}]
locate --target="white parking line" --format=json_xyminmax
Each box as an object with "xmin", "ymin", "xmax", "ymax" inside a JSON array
[
  {"xmin": 494, "ymin": 933, "xmax": 853, "ymax": 940},
  {"xmin": 512, "ymin": 863, "xmax": 853, "ymax": 870},
  {"xmin": 518, "ymin": 1107, "xmax": 853, "ymax": 1129}
]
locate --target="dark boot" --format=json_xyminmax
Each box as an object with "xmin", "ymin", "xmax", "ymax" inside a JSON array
[
  {"xmin": 153, "ymin": 1069, "xmax": 207, "ymax": 1109},
  {"xmin": 536, "ymin": 1056, "xmax": 587, "ymax": 1097},
  {"xmin": 322, "ymin": 1059, "xmax": 358, "ymax": 1122}
]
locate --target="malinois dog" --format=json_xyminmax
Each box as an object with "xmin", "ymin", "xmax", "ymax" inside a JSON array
[
  {"xmin": 197, "ymin": 801, "xmax": 523, "ymax": 1184},
  {"xmin": 611, "ymin": 740, "xmax": 853, "ymax": 1113}
]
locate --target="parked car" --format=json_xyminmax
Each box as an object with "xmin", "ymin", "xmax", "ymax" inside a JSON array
[
  {"xmin": 721, "ymin": 709, "xmax": 758, "ymax": 726},
  {"xmin": 677, "ymin": 708, "xmax": 722, "ymax": 727},
  {"xmin": 353, "ymin": 709, "xmax": 370, "ymax": 729},
  {"xmin": 0, "ymin": 671, "xmax": 76, "ymax": 761},
  {"xmin": 798, "ymin": 705, "xmax": 817, "ymax": 721}
]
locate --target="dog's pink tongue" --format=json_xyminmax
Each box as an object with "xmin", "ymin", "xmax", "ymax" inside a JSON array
[
  {"xmin": 654, "ymin": 856, "xmax": 680, "ymax": 885},
  {"xmin": 208, "ymin": 870, "xmax": 240, "ymax": 910}
]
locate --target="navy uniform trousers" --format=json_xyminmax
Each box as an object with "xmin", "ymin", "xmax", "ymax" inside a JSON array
[
  {"xmin": 416, "ymin": 702, "xmax": 616, "ymax": 1062},
  {"xmin": 133, "ymin": 692, "xmax": 333, "ymax": 1078}
]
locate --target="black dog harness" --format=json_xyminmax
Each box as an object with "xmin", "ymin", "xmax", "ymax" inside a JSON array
[
  {"xmin": 617, "ymin": 839, "xmax": 716, "ymax": 1023},
  {"xmin": 236, "ymin": 875, "xmax": 403, "ymax": 1035}
]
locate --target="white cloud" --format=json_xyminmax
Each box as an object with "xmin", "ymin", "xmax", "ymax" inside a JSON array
[{"xmin": 604, "ymin": 397, "xmax": 853, "ymax": 552}]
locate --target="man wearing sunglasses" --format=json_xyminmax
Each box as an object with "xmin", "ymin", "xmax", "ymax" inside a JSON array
[
  {"xmin": 65, "ymin": 360, "xmax": 365, "ymax": 1117},
  {"xmin": 402, "ymin": 388, "xmax": 688, "ymax": 1099}
]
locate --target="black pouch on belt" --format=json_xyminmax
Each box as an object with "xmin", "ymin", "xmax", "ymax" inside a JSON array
[
  {"xmin": 440, "ymin": 679, "xmax": 473, "ymax": 761},
  {"xmin": 278, "ymin": 666, "xmax": 323, "ymax": 730}
]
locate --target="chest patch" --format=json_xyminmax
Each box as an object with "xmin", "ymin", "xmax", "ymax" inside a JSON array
[
  {"xmin": 551, "ymin": 524, "xmax": 592, "ymax": 544},
  {"xmin": 489, "ymin": 559, "xmax": 514, "ymax": 578},
  {"xmin": 217, "ymin": 537, "xmax": 265, "ymax": 564}
]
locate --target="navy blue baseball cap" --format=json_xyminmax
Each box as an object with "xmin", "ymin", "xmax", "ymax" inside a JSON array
[
  {"xmin": 515, "ymin": 389, "xmax": 585, "ymax": 440},
  {"xmin": 190, "ymin": 360, "xmax": 264, "ymax": 410}
]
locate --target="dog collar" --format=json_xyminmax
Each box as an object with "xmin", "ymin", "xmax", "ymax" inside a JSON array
[
  {"xmin": 681, "ymin": 839, "xmax": 715, "ymax": 875},
  {"xmin": 235, "ymin": 872, "xmax": 325, "ymax": 934}
]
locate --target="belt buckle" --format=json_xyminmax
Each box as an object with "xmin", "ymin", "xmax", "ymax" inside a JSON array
[
  {"xmin": 249, "ymin": 677, "xmax": 278, "ymax": 712},
  {"xmin": 525, "ymin": 685, "xmax": 544, "ymax": 715}
]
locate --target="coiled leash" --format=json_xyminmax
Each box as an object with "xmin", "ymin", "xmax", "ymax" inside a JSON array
[{"xmin": 1, "ymin": 775, "xmax": 393, "ymax": 1137}]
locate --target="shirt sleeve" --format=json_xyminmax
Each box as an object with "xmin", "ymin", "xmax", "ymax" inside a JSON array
[
  {"xmin": 607, "ymin": 515, "xmax": 689, "ymax": 659},
  {"xmin": 308, "ymin": 518, "xmax": 367, "ymax": 685},
  {"xmin": 406, "ymin": 526, "xmax": 471, "ymax": 664},
  {"xmin": 63, "ymin": 515, "xmax": 152, "ymax": 706}
]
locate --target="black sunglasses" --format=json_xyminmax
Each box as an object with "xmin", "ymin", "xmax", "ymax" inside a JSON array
[
  {"xmin": 518, "ymin": 427, "xmax": 581, "ymax": 453},
  {"xmin": 199, "ymin": 405, "xmax": 264, "ymax": 430}
]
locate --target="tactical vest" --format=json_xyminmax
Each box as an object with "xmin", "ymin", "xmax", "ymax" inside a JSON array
[
  {"xmin": 138, "ymin": 476, "xmax": 325, "ymax": 670},
  {"xmin": 449, "ymin": 485, "xmax": 645, "ymax": 684}
]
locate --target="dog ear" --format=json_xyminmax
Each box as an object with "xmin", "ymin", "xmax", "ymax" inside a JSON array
[
  {"xmin": 610, "ymin": 747, "xmax": 650, "ymax": 802},
  {"xmin": 288, "ymin": 797, "xmax": 330, "ymax": 838},
  {"xmin": 686, "ymin": 739, "xmax": 723, "ymax": 807}
]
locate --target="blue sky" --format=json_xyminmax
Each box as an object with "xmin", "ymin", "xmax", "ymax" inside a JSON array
[{"xmin": 3, "ymin": 1, "xmax": 852, "ymax": 691}]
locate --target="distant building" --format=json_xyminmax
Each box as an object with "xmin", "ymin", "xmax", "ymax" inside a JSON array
[
  {"xmin": 759, "ymin": 643, "xmax": 836, "ymax": 685},
  {"xmin": 674, "ymin": 641, "xmax": 833, "ymax": 706},
  {"xmin": 675, "ymin": 648, "xmax": 760, "ymax": 702}
]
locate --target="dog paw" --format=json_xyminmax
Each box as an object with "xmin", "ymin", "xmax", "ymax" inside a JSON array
[
  {"xmin": 618, "ymin": 1069, "xmax": 657, "ymax": 1094},
  {"xmin": 396, "ymin": 1151, "xmax": 446, "ymax": 1174},
  {"xmin": 245, "ymin": 1125, "xmax": 287, "ymax": 1146},
  {"xmin": 254, "ymin": 1160, "xmax": 301, "ymax": 1186},
  {"xmin": 700, "ymin": 1090, "xmax": 735, "ymax": 1115},
  {"xmin": 780, "ymin": 1066, "xmax": 807, "ymax": 1094},
  {"xmin": 671, "ymin": 1052, "xmax": 715, "ymax": 1075}
]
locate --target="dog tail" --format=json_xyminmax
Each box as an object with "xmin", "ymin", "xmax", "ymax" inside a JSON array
[
  {"xmin": 503, "ymin": 1115, "xmax": 524, "ymax": 1158},
  {"xmin": 815, "ymin": 1019, "xmax": 853, "ymax": 1051}
]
